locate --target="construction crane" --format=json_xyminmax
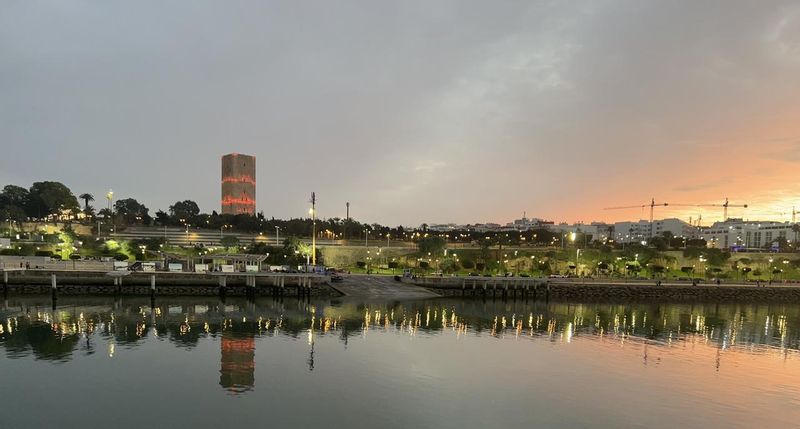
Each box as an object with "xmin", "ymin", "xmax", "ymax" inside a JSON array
[
  {"xmin": 605, "ymin": 197, "xmax": 746, "ymax": 237},
  {"xmin": 604, "ymin": 198, "xmax": 674, "ymax": 238},
  {"xmin": 690, "ymin": 198, "xmax": 748, "ymax": 221}
]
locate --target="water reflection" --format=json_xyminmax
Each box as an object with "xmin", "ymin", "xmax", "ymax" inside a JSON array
[
  {"xmin": 220, "ymin": 330, "xmax": 255, "ymax": 393},
  {"xmin": 2, "ymin": 297, "xmax": 800, "ymax": 385}
]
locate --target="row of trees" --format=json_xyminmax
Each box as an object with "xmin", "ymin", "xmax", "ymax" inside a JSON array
[
  {"xmin": 1, "ymin": 182, "xmax": 81, "ymax": 221},
  {"xmin": 0, "ymin": 181, "xmax": 402, "ymax": 239}
]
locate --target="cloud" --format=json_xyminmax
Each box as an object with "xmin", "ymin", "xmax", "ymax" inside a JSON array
[{"xmin": 1, "ymin": 0, "xmax": 800, "ymax": 225}]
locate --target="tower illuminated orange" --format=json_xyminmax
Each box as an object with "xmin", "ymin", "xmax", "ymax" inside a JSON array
[{"xmin": 221, "ymin": 153, "xmax": 256, "ymax": 215}]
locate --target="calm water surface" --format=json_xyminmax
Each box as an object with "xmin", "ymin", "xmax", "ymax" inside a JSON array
[{"xmin": 1, "ymin": 295, "xmax": 800, "ymax": 428}]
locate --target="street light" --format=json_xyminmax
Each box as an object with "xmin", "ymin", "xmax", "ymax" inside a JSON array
[
  {"xmin": 309, "ymin": 192, "xmax": 317, "ymax": 266},
  {"xmin": 275, "ymin": 226, "xmax": 281, "ymax": 245}
]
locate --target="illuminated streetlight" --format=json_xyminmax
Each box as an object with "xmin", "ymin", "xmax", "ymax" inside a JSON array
[{"xmin": 309, "ymin": 192, "xmax": 317, "ymax": 267}]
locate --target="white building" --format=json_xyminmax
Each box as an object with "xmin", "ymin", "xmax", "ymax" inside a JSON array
[
  {"xmin": 700, "ymin": 219, "xmax": 798, "ymax": 250},
  {"xmin": 613, "ymin": 218, "xmax": 696, "ymax": 243},
  {"xmin": 427, "ymin": 223, "xmax": 459, "ymax": 232},
  {"xmin": 469, "ymin": 223, "xmax": 502, "ymax": 232},
  {"xmin": 505, "ymin": 215, "xmax": 553, "ymax": 231}
]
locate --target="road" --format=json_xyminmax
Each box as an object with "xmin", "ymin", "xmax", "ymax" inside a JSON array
[{"xmin": 330, "ymin": 274, "xmax": 438, "ymax": 299}]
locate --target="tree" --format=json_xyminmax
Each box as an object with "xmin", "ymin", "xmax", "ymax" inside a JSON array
[
  {"xmin": 0, "ymin": 204, "xmax": 27, "ymax": 222},
  {"xmin": 647, "ymin": 236, "xmax": 668, "ymax": 251},
  {"xmin": 27, "ymin": 181, "xmax": 80, "ymax": 219},
  {"xmin": 0, "ymin": 185, "xmax": 30, "ymax": 218},
  {"xmin": 78, "ymin": 193, "xmax": 94, "ymax": 211},
  {"xmin": 155, "ymin": 210, "xmax": 170, "ymax": 225},
  {"xmin": 793, "ymin": 224, "xmax": 800, "ymax": 247},
  {"xmin": 440, "ymin": 258, "xmax": 459, "ymax": 274},
  {"xmin": 0, "ymin": 185, "xmax": 30, "ymax": 208},
  {"xmin": 114, "ymin": 198, "xmax": 150, "ymax": 224},
  {"xmin": 169, "ymin": 200, "xmax": 200, "ymax": 222},
  {"xmin": 417, "ymin": 236, "xmax": 446, "ymax": 255}
]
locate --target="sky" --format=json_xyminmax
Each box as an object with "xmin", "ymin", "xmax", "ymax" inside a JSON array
[{"xmin": 2, "ymin": 0, "xmax": 800, "ymax": 227}]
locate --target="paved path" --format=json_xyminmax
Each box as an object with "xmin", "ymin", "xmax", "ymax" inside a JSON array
[{"xmin": 331, "ymin": 275, "xmax": 438, "ymax": 299}]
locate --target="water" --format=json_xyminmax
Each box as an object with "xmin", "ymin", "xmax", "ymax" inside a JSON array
[{"xmin": 2, "ymin": 296, "xmax": 800, "ymax": 429}]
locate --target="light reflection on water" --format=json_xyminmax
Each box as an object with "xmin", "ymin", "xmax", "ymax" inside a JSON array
[{"xmin": 1, "ymin": 296, "xmax": 800, "ymax": 428}]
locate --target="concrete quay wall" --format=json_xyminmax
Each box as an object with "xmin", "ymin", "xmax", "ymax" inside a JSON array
[
  {"xmin": 1, "ymin": 270, "xmax": 341, "ymax": 297},
  {"xmin": 416, "ymin": 278, "xmax": 800, "ymax": 302}
]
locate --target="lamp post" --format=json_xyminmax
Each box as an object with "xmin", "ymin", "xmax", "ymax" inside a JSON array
[
  {"xmin": 275, "ymin": 226, "xmax": 281, "ymax": 246},
  {"xmin": 310, "ymin": 192, "xmax": 316, "ymax": 266},
  {"xmin": 364, "ymin": 229, "xmax": 369, "ymax": 248}
]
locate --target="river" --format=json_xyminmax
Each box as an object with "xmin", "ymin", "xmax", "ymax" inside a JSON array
[{"xmin": 1, "ymin": 296, "xmax": 799, "ymax": 428}]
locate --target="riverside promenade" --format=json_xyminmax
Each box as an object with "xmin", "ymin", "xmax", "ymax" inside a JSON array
[{"xmin": 5, "ymin": 265, "xmax": 800, "ymax": 302}]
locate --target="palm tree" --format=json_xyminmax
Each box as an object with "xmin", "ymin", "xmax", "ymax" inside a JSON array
[{"xmin": 79, "ymin": 193, "xmax": 94, "ymax": 211}]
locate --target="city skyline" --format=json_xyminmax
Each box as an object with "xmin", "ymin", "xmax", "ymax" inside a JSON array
[{"xmin": 2, "ymin": 1, "xmax": 800, "ymax": 225}]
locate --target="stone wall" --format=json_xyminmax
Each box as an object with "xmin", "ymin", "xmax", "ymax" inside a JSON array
[
  {"xmin": 419, "ymin": 280, "xmax": 800, "ymax": 302},
  {"xmin": 1, "ymin": 271, "xmax": 342, "ymax": 297}
]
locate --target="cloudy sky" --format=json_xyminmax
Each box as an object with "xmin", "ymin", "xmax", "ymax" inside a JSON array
[{"xmin": 2, "ymin": 0, "xmax": 800, "ymax": 226}]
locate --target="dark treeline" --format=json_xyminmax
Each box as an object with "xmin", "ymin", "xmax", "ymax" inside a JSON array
[
  {"xmin": 0, "ymin": 181, "xmax": 714, "ymax": 251},
  {"xmin": 0, "ymin": 181, "xmax": 403, "ymax": 239}
]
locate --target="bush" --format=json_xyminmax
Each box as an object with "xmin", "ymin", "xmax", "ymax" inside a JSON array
[
  {"xmin": 461, "ymin": 259, "xmax": 475, "ymax": 270},
  {"xmin": 356, "ymin": 261, "xmax": 366, "ymax": 268},
  {"xmin": 69, "ymin": 254, "xmax": 82, "ymax": 260},
  {"xmin": 419, "ymin": 261, "xmax": 430, "ymax": 269},
  {"xmin": 113, "ymin": 253, "xmax": 128, "ymax": 261},
  {"xmin": 35, "ymin": 250, "xmax": 53, "ymax": 257},
  {"xmin": 51, "ymin": 254, "xmax": 62, "ymax": 260}
]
